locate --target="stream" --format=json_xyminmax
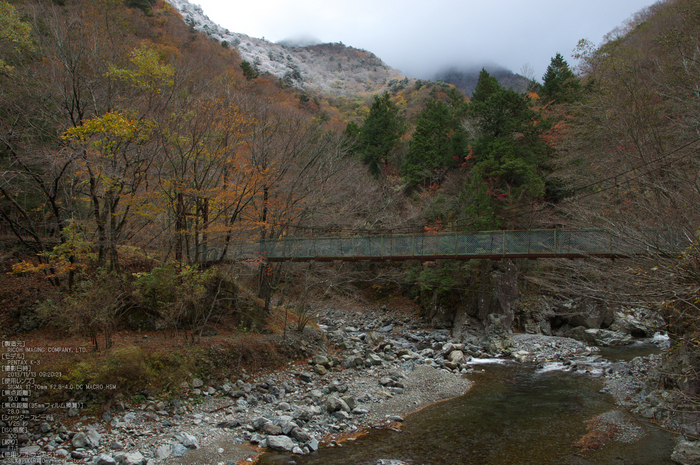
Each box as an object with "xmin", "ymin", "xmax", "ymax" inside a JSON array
[{"xmin": 260, "ymin": 345, "xmax": 675, "ymax": 465}]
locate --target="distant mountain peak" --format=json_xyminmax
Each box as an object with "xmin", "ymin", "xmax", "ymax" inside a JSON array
[{"xmin": 165, "ymin": 0, "xmax": 404, "ymax": 96}]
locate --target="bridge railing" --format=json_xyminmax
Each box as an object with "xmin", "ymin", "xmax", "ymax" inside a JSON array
[
  {"xmin": 257, "ymin": 229, "xmax": 661, "ymax": 261},
  {"xmin": 192, "ymin": 228, "xmax": 690, "ymax": 262}
]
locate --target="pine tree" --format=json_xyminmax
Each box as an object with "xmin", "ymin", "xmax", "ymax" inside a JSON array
[
  {"xmin": 541, "ymin": 53, "xmax": 580, "ymax": 102},
  {"xmin": 401, "ymin": 99, "xmax": 463, "ymax": 189},
  {"xmin": 471, "ymin": 69, "xmax": 503, "ymax": 103},
  {"xmin": 358, "ymin": 92, "xmax": 405, "ymax": 176}
]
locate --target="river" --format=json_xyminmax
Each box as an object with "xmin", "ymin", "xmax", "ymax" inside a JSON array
[{"xmin": 259, "ymin": 345, "xmax": 674, "ymax": 465}]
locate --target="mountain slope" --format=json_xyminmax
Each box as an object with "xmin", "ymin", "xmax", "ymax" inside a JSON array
[{"xmin": 165, "ymin": 0, "xmax": 404, "ymax": 96}]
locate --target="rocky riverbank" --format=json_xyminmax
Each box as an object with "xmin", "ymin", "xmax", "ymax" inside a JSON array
[{"xmin": 5, "ymin": 303, "xmax": 697, "ymax": 465}]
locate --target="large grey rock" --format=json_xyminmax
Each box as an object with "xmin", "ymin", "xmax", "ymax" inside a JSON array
[
  {"xmin": 87, "ymin": 429, "xmax": 101, "ymax": 448},
  {"xmin": 314, "ymin": 364, "xmax": 328, "ymax": 375},
  {"xmin": 171, "ymin": 444, "xmax": 188, "ymax": 457},
  {"xmin": 324, "ymin": 395, "xmax": 350, "ymax": 413},
  {"xmin": 293, "ymin": 406, "xmax": 319, "ymax": 422},
  {"xmin": 72, "ymin": 432, "xmax": 89, "ymax": 449},
  {"xmin": 366, "ymin": 353, "xmax": 383, "ymax": 366},
  {"xmin": 290, "ymin": 427, "xmax": 311, "ymax": 443},
  {"xmin": 115, "ymin": 451, "xmax": 146, "ymax": 465},
  {"xmin": 266, "ymin": 435, "xmax": 296, "ymax": 452},
  {"xmin": 611, "ymin": 308, "xmax": 662, "ymax": 338},
  {"xmin": 312, "ymin": 355, "xmax": 330, "ymax": 367},
  {"xmin": 341, "ymin": 395, "xmax": 356, "ymax": 410},
  {"xmin": 19, "ymin": 445, "xmax": 40, "ymax": 455},
  {"xmin": 155, "ymin": 445, "xmax": 172, "ymax": 461},
  {"xmin": 93, "ymin": 454, "xmax": 117, "ymax": 465},
  {"xmin": 251, "ymin": 417, "xmax": 271, "ymax": 431},
  {"xmin": 279, "ymin": 418, "xmax": 298, "ymax": 435},
  {"xmin": 555, "ymin": 298, "xmax": 614, "ymax": 329},
  {"xmin": 262, "ymin": 423, "xmax": 283, "ymax": 435},
  {"xmin": 584, "ymin": 328, "xmax": 633, "ymax": 347},
  {"xmin": 342, "ymin": 355, "xmax": 364, "ymax": 369},
  {"xmin": 672, "ymin": 439, "xmax": 700, "ymax": 465},
  {"xmin": 448, "ymin": 350, "xmax": 466, "ymax": 364},
  {"xmin": 174, "ymin": 432, "xmax": 198, "ymax": 449},
  {"xmin": 307, "ymin": 438, "xmax": 319, "ymax": 452}
]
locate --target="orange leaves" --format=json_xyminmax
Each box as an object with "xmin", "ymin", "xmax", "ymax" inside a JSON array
[{"xmin": 424, "ymin": 219, "xmax": 443, "ymax": 234}]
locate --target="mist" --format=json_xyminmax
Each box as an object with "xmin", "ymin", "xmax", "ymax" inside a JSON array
[{"xmin": 192, "ymin": 0, "xmax": 658, "ymax": 81}]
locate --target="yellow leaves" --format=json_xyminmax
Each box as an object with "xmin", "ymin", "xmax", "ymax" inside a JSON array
[
  {"xmin": 10, "ymin": 260, "xmax": 47, "ymax": 276},
  {"xmin": 66, "ymin": 111, "xmax": 139, "ymax": 141},
  {"xmin": 107, "ymin": 44, "xmax": 174, "ymax": 93},
  {"xmin": 0, "ymin": 1, "xmax": 34, "ymax": 74},
  {"xmin": 9, "ymin": 221, "xmax": 95, "ymax": 280},
  {"xmin": 64, "ymin": 111, "xmax": 152, "ymax": 158}
]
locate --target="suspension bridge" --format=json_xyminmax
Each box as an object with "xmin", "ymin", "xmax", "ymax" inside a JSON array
[{"xmin": 203, "ymin": 229, "xmax": 688, "ymax": 263}]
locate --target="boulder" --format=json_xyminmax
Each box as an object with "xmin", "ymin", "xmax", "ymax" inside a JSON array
[
  {"xmin": 312, "ymin": 355, "xmax": 330, "ymax": 367},
  {"xmin": 155, "ymin": 445, "xmax": 171, "ymax": 461},
  {"xmin": 71, "ymin": 432, "xmax": 88, "ymax": 449},
  {"xmin": 171, "ymin": 444, "xmax": 188, "ymax": 457},
  {"xmin": 448, "ymin": 350, "xmax": 466, "ymax": 364},
  {"xmin": 114, "ymin": 451, "xmax": 146, "ymax": 465},
  {"xmin": 293, "ymin": 406, "xmax": 319, "ymax": 422},
  {"xmin": 610, "ymin": 308, "xmax": 662, "ymax": 338},
  {"xmin": 262, "ymin": 423, "xmax": 283, "ymax": 436},
  {"xmin": 584, "ymin": 328, "xmax": 633, "ymax": 347},
  {"xmin": 366, "ymin": 353, "xmax": 383, "ymax": 366},
  {"xmin": 324, "ymin": 395, "xmax": 350, "ymax": 413},
  {"xmin": 251, "ymin": 417, "xmax": 271, "ymax": 431},
  {"xmin": 342, "ymin": 355, "xmax": 364, "ymax": 369},
  {"xmin": 314, "ymin": 364, "xmax": 328, "ymax": 375},
  {"xmin": 290, "ymin": 427, "xmax": 311, "ymax": 443},
  {"xmin": 267, "ymin": 435, "xmax": 296, "ymax": 452},
  {"xmin": 87, "ymin": 429, "xmax": 101, "ymax": 448},
  {"xmin": 93, "ymin": 453, "xmax": 117, "ymax": 465},
  {"xmin": 672, "ymin": 439, "xmax": 700, "ymax": 465},
  {"xmin": 174, "ymin": 432, "xmax": 198, "ymax": 449},
  {"xmin": 19, "ymin": 446, "xmax": 40, "ymax": 456}
]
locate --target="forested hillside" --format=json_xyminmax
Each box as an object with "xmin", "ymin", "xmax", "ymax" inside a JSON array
[{"xmin": 1, "ymin": 0, "xmax": 699, "ymax": 404}]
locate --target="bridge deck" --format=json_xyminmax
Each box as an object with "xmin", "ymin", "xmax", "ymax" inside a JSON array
[{"xmin": 254, "ymin": 229, "xmax": 684, "ymax": 262}]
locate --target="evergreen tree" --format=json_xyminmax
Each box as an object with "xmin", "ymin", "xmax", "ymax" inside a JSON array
[
  {"xmin": 357, "ymin": 92, "xmax": 405, "ymax": 176},
  {"xmin": 541, "ymin": 53, "xmax": 580, "ymax": 102},
  {"xmin": 126, "ymin": 0, "xmax": 156, "ymax": 15},
  {"xmin": 401, "ymin": 99, "xmax": 464, "ymax": 190},
  {"xmin": 240, "ymin": 61, "xmax": 258, "ymax": 80},
  {"xmin": 461, "ymin": 85, "xmax": 549, "ymax": 228},
  {"xmin": 471, "ymin": 69, "xmax": 502, "ymax": 103}
]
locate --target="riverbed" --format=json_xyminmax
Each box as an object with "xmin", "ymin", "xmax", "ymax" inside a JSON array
[{"xmin": 260, "ymin": 353, "xmax": 675, "ymax": 465}]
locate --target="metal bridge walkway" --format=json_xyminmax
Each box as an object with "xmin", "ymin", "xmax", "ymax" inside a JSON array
[{"xmin": 248, "ymin": 229, "xmax": 686, "ymax": 263}]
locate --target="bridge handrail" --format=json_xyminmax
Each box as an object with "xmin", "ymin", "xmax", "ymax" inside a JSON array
[{"xmin": 256, "ymin": 228, "xmax": 688, "ymax": 261}]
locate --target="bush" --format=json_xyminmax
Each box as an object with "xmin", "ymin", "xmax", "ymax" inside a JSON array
[
  {"xmin": 134, "ymin": 264, "xmax": 215, "ymax": 336},
  {"xmin": 40, "ymin": 270, "xmax": 132, "ymax": 350}
]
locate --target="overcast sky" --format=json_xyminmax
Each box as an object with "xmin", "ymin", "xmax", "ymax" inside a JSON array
[{"xmin": 191, "ymin": 0, "xmax": 658, "ymax": 80}]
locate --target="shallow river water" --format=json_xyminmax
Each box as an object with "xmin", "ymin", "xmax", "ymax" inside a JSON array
[{"xmin": 260, "ymin": 347, "xmax": 675, "ymax": 465}]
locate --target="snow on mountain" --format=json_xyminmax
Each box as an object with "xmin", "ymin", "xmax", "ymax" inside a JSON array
[{"xmin": 165, "ymin": 0, "xmax": 405, "ymax": 96}]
